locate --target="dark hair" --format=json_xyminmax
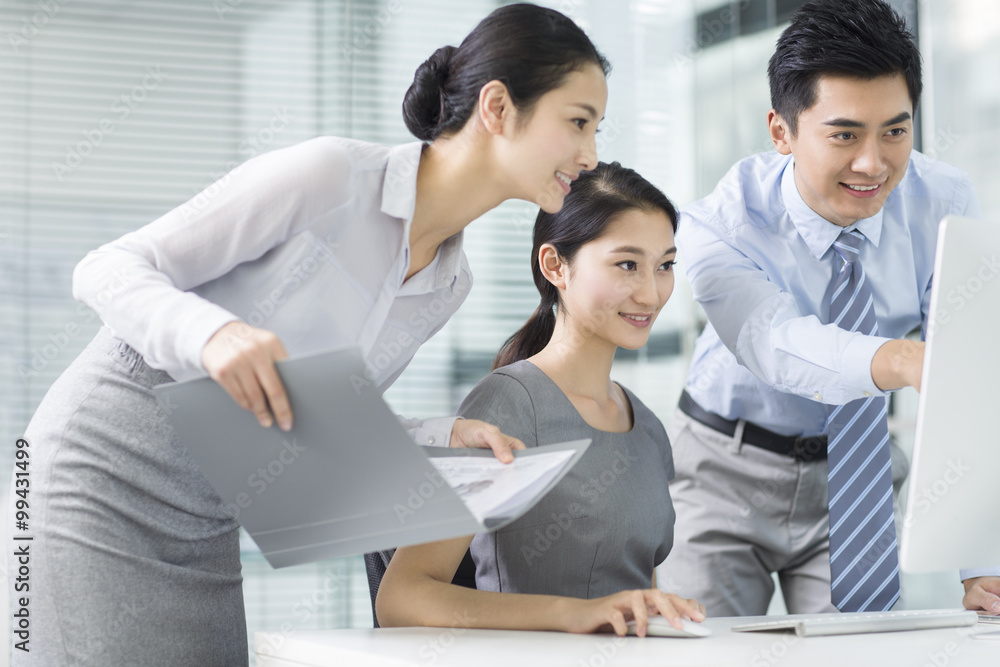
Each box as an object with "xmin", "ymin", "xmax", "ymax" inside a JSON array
[
  {"xmin": 403, "ymin": 3, "xmax": 610, "ymax": 142},
  {"xmin": 493, "ymin": 162, "xmax": 678, "ymax": 370},
  {"xmin": 768, "ymin": 0, "xmax": 922, "ymax": 135}
]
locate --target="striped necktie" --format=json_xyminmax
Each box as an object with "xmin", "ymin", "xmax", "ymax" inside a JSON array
[{"xmin": 825, "ymin": 229, "xmax": 900, "ymax": 612}]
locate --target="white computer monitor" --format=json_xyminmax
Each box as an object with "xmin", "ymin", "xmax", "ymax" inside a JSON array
[{"xmin": 900, "ymin": 215, "xmax": 1000, "ymax": 573}]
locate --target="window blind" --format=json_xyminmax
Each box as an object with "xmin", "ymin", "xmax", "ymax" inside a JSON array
[
  {"xmin": 0, "ymin": 0, "xmax": 497, "ymax": 654},
  {"xmin": 0, "ymin": 7, "xmax": 705, "ymax": 656}
]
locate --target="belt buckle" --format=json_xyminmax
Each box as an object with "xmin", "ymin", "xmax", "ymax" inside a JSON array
[{"xmin": 793, "ymin": 436, "xmax": 826, "ymax": 462}]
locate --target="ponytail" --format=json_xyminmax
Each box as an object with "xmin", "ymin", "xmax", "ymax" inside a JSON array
[{"xmin": 492, "ymin": 301, "xmax": 556, "ymax": 371}]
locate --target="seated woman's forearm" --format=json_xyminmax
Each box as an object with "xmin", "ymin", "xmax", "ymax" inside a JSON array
[
  {"xmin": 377, "ymin": 565, "xmax": 705, "ymax": 636},
  {"xmin": 376, "ymin": 561, "xmax": 573, "ymax": 631},
  {"xmin": 376, "ymin": 538, "xmax": 590, "ymax": 631}
]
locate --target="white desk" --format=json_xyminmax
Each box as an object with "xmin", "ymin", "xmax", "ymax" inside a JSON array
[{"xmin": 255, "ymin": 617, "xmax": 999, "ymax": 666}]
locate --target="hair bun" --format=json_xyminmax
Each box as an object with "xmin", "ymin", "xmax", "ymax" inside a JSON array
[{"xmin": 402, "ymin": 45, "xmax": 457, "ymax": 141}]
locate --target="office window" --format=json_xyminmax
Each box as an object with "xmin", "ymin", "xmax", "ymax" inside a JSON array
[
  {"xmin": 0, "ymin": 0, "xmax": 498, "ymax": 656},
  {"xmin": 923, "ymin": 0, "xmax": 1000, "ymax": 219},
  {"xmin": 738, "ymin": 0, "xmax": 769, "ymax": 35},
  {"xmin": 1, "ymin": 1, "xmax": 701, "ymax": 653},
  {"xmin": 773, "ymin": 0, "xmax": 802, "ymax": 24}
]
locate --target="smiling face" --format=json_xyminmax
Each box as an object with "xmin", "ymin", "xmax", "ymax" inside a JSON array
[
  {"xmin": 499, "ymin": 63, "xmax": 608, "ymax": 214},
  {"xmin": 769, "ymin": 73, "xmax": 914, "ymax": 227},
  {"xmin": 553, "ymin": 208, "xmax": 677, "ymax": 352}
]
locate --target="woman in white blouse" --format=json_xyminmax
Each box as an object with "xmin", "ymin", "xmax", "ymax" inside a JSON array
[{"xmin": 10, "ymin": 5, "xmax": 609, "ymax": 666}]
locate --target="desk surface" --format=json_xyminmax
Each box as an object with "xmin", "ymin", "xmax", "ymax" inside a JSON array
[{"xmin": 255, "ymin": 616, "xmax": 999, "ymax": 666}]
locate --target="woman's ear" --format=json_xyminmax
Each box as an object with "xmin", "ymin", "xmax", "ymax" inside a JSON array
[
  {"xmin": 537, "ymin": 244, "xmax": 568, "ymax": 290},
  {"xmin": 478, "ymin": 80, "xmax": 512, "ymax": 135}
]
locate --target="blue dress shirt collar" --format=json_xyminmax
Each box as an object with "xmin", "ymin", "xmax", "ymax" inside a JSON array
[{"xmin": 781, "ymin": 157, "xmax": 884, "ymax": 259}]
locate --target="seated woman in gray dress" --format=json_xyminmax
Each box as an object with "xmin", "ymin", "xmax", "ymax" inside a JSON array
[{"xmin": 376, "ymin": 161, "xmax": 705, "ymax": 637}]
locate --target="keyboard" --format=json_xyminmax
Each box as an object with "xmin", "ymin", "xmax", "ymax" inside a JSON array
[{"xmin": 731, "ymin": 609, "xmax": 979, "ymax": 637}]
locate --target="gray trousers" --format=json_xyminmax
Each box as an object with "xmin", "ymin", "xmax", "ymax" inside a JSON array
[
  {"xmin": 7, "ymin": 328, "xmax": 248, "ymax": 666},
  {"xmin": 656, "ymin": 409, "xmax": 908, "ymax": 617}
]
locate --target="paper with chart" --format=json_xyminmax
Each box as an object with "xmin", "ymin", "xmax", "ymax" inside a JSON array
[{"xmin": 428, "ymin": 449, "xmax": 576, "ymax": 524}]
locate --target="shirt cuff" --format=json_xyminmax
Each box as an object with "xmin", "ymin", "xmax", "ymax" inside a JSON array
[
  {"xmin": 960, "ymin": 567, "xmax": 1000, "ymax": 581},
  {"xmin": 184, "ymin": 311, "xmax": 243, "ymax": 372},
  {"xmin": 404, "ymin": 416, "xmax": 458, "ymax": 447},
  {"xmin": 841, "ymin": 333, "xmax": 893, "ymax": 398}
]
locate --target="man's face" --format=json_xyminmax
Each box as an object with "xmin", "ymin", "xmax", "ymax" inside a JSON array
[{"xmin": 771, "ymin": 73, "xmax": 914, "ymax": 227}]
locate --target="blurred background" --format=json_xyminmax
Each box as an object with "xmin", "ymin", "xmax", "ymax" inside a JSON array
[{"xmin": 1, "ymin": 0, "xmax": 997, "ymax": 662}]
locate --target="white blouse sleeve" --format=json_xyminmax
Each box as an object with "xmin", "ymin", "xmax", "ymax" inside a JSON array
[
  {"xmin": 399, "ymin": 416, "xmax": 460, "ymax": 447},
  {"xmin": 72, "ymin": 136, "xmax": 355, "ymax": 374}
]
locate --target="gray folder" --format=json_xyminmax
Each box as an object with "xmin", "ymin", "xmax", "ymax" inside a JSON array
[{"xmin": 153, "ymin": 347, "xmax": 589, "ymax": 568}]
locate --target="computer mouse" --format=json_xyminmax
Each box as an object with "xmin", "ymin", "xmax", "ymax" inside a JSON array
[{"xmin": 625, "ymin": 616, "xmax": 712, "ymax": 638}]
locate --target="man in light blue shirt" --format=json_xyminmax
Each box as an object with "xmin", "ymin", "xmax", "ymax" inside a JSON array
[{"xmin": 658, "ymin": 0, "xmax": 1000, "ymax": 616}]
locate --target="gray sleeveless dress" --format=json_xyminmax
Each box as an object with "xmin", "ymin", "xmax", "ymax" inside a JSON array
[{"xmin": 460, "ymin": 361, "xmax": 675, "ymax": 598}]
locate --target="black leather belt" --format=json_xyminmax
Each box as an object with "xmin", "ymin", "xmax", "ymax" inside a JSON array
[{"xmin": 678, "ymin": 390, "xmax": 827, "ymax": 462}]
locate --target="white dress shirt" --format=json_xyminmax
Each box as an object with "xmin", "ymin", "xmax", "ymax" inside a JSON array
[{"xmin": 73, "ymin": 136, "xmax": 472, "ymax": 445}]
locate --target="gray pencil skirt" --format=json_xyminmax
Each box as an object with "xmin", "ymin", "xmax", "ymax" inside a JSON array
[{"xmin": 8, "ymin": 327, "xmax": 248, "ymax": 666}]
